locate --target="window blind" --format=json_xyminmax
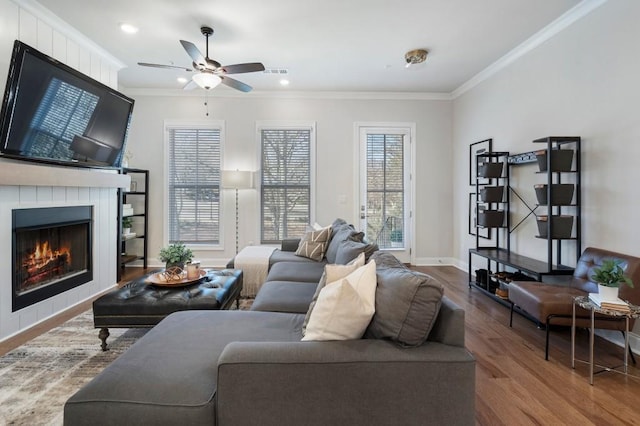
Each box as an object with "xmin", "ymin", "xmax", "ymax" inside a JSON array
[
  {"xmin": 366, "ymin": 133, "xmax": 404, "ymax": 247},
  {"xmin": 167, "ymin": 127, "xmax": 221, "ymax": 244},
  {"xmin": 261, "ymin": 128, "xmax": 311, "ymax": 243},
  {"xmin": 28, "ymin": 78, "xmax": 98, "ymax": 159}
]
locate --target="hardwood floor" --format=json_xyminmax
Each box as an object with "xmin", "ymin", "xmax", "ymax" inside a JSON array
[
  {"xmin": 414, "ymin": 265, "xmax": 640, "ymax": 426},
  {"xmin": 2, "ymin": 265, "xmax": 639, "ymax": 424}
]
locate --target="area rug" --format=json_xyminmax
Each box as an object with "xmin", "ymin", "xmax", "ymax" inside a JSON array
[
  {"xmin": 0, "ymin": 298, "xmax": 253, "ymax": 425},
  {"xmin": 0, "ymin": 310, "xmax": 147, "ymax": 425}
]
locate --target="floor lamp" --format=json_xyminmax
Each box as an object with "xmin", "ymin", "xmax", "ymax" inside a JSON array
[{"xmin": 222, "ymin": 170, "xmax": 254, "ymax": 254}]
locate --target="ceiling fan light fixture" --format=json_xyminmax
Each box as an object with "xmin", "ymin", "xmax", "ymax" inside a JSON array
[
  {"xmin": 192, "ymin": 72, "xmax": 222, "ymax": 90},
  {"xmin": 405, "ymin": 49, "xmax": 428, "ymax": 68}
]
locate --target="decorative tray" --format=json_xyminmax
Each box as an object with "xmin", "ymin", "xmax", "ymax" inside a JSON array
[{"xmin": 147, "ymin": 269, "xmax": 206, "ymax": 287}]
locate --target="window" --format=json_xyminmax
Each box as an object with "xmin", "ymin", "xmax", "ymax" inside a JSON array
[
  {"xmin": 364, "ymin": 132, "xmax": 405, "ymax": 248},
  {"xmin": 260, "ymin": 125, "xmax": 314, "ymax": 243},
  {"xmin": 28, "ymin": 78, "xmax": 98, "ymax": 159},
  {"xmin": 166, "ymin": 123, "xmax": 222, "ymax": 245}
]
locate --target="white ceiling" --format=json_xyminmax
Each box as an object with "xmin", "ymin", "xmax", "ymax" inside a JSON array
[{"xmin": 36, "ymin": 0, "xmax": 582, "ymax": 94}]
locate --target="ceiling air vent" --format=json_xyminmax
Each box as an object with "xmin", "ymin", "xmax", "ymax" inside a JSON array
[{"xmin": 263, "ymin": 68, "xmax": 289, "ymax": 74}]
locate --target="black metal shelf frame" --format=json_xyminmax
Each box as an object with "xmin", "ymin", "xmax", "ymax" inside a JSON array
[
  {"xmin": 468, "ymin": 136, "xmax": 581, "ymax": 297},
  {"xmin": 117, "ymin": 168, "xmax": 149, "ymax": 281}
]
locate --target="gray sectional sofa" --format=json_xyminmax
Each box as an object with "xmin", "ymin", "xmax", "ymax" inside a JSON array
[{"xmin": 64, "ymin": 220, "xmax": 476, "ymax": 425}]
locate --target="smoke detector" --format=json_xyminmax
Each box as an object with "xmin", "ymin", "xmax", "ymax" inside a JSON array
[{"xmin": 405, "ymin": 49, "xmax": 428, "ymax": 68}]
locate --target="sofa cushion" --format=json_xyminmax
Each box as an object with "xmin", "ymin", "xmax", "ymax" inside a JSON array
[
  {"xmin": 266, "ymin": 261, "xmax": 326, "ymax": 283},
  {"xmin": 302, "ymin": 253, "xmax": 365, "ymax": 335},
  {"xmin": 303, "ymin": 260, "xmax": 377, "ymax": 341},
  {"xmin": 296, "ymin": 226, "xmax": 332, "ymax": 261},
  {"xmin": 251, "ymin": 281, "xmax": 318, "ymax": 314},
  {"xmin": 268, "ymin": 249, "xmax": 324, "ymax": 268},
  {"xmin": 64, "ymin": 310, "xmax": 304, "ymax": 425},
  {"xmin": 325, "ymin": 222, "xmax": 364, "ymax": 263},
  {"xmin": 365, "ymin": 252, "xmax": 444, "ymax": 347}
]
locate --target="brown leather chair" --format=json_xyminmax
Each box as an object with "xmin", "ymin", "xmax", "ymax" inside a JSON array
[{"xmin": 508, "ymin": 247, "xmax": 640, "ymax": 360}]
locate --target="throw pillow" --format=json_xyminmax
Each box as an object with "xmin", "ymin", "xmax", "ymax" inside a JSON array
[
  {"xmin": 335, "ymin": 238, "xmax": 379, "ymax": 264},
  {"xmin": 302, "ymin": 252, "xmax": 365, "ymax": 335},
  {"xmin": 303, "ymin": 260, "xmax": 377, "ymax": 341},
  {"xmin": 365, "ymin": 262, "xmax": 444, "ymax": 347},
  {"xmin": 325, "ymin": 223, "xmax": 364, "ymax": 263},
  {"xmin": 295, "ymin": 226, "xmax": 332, "ymax": 261}
]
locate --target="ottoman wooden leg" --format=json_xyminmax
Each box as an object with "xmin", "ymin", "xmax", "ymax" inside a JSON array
[{"xmin": 99, "ymin": 327, "xmax": 110, "ymax": 351}]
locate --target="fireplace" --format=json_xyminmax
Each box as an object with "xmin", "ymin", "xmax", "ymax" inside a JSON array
[{"xmin": 12, "ymin": 206, "xmax": 93, "ymax": 312}]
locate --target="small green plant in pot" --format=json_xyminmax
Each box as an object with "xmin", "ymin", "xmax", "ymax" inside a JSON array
[
  {"xmin": 159, "ymin": 242, "xmax": 193, "ymax": 270},
  {"xmin": 122, "ymin": 217, "xmax": 133, "ymax": 234},
  {"xmin": 591, "ymin": 259, "xmax": 634, "ymax": 300}
]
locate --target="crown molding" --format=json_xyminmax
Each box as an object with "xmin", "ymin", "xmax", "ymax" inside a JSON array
[
  {"xmin": 13, "ymin": 0, "xmax": 126, "ymax": 69},
  {"xmin": 121, "ymin": 87, "xmax": 453, "ymax": 101},
  {"xmin": 451, "ymin": 0, "xmax": 608, "ymax": 99}
]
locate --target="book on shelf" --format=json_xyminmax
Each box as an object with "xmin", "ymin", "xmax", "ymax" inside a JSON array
[{"xmin": 588, "ymin": 292, "xmax": 630, "ymax": 312}]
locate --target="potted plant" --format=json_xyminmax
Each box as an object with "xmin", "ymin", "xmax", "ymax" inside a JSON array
[
  {"xmin": 159, "ymin": 242, "xmax": 193, "ymax": 270},
  {"xmin": 122, "ymin": 217, "xmax": 133, "ymax": 235},
  {"xmin": 591, "ymin": 259, "xmax": 634, "ymax": 300}
]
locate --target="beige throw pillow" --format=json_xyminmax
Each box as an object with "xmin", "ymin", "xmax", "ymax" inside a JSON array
[
  {"xmin": 302, "ymin": 260, "xmax": 377, "ymax": 341},
  {"xmin": 302, "ymin": 252, "xmax": 365, "ymax": 335},
  {"xmin": 295, "ymin": 226, "xmax": 332, "ymax": 261}
]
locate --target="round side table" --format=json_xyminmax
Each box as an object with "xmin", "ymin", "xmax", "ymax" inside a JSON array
[{"xmin": 571, "ymin": 295, "xmax": 640, "ymax": 385}]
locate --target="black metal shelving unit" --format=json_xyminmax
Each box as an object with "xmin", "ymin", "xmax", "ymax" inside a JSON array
[
  {"xmin": 117, "ymin": 168, "xmax": 149, "ymax": 281},
  {"xmin": 468, "ymin": 136, "xmax": 581, "ymax": 302}
]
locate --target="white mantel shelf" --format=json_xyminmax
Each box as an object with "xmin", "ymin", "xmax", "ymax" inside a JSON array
[{"xmin": 0, "ymin": 159, "xmax": 130, "ymax": 188}]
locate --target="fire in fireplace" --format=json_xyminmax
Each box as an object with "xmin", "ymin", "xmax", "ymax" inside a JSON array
[{"xmin": 12, "ymin": 206, "xmax": 93, "ymax": 311}]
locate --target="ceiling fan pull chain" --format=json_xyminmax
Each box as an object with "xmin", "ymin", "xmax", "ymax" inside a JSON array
[
  {"xmin": 204, "ymin": 92, "xmax": 210, "ymax": 117},
  {"xmin": 205, "ymin": 31, "xmax": 209, "ymax": 59}
]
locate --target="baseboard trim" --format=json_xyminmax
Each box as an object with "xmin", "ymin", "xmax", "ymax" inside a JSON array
[
  {"xmin": 412, "ymin": 257, "xmax": 467, "ymax": 267},
  {"xmin": 595, "ymin": 329, "xmax": 640, "ymax": 357}
]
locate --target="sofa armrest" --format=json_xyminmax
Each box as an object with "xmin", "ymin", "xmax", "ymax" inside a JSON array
[
  {"xmin": 281, "ymin": 238, "xmax": 301, "ymax": 252},
  {"xmin": 427, "ymin": 296, "xmax": 466, "ymax": 347},
  {"xmin": 217, "ymin": 339, "xmax": 475, "ymax": 426}
]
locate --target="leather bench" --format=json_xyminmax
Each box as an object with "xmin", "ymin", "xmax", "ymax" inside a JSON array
[
  {"xmin": 508, "ymin": 247, "xmax": 640, "ymax": 359},
  {"xmin": 93, "ymin": 269, "xmax": 243, "ymax": 350}
]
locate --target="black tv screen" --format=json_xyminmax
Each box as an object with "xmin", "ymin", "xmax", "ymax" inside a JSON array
[{"xmin": 0, "ymin": 40, "xmax": 134, "ymax": 168}]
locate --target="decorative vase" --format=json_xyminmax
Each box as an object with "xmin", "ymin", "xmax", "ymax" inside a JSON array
[
  {"xmin": 597, "ymin": 284, "xmax": 619, "ymax": 300},
  {"xmin": 165, "ymin": 262, "xmax": 185, "ymax": 271},
  {"xmin": 123, "ymin": 227, "xmax": 131, "ymax": 235}
]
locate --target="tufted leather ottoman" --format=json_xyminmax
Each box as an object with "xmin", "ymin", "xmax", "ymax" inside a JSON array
[{"xmin": 93, "ymin": 269, "xmax": 243, "ymax": 350}]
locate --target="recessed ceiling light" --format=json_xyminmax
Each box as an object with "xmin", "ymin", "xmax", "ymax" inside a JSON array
[
  {"xmin": 177, "ymin": 77, "xmax": 188, "ymax": 84},
  {"xmin": 119, "ymin": 23, "xmax": 139, "ymax": 34},
  {"xmin": 280, "ymin": 79, "xmax": 290, "ymax": 86}
]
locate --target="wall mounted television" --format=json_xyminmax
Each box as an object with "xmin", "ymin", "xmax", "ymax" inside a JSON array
[{"xmin": 0, "ymin": 40, "xmax": 134, "ymax": 169}]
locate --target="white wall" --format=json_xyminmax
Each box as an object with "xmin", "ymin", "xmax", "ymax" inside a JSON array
[
  {"xmin": 452, "ymin": 0, "xmax": 640, "ymax": 345},
  {"xmin": 453, "ymin": 0, "xmax": 640, "ymax": 269},
  {"xmin": 121, "ymin": 93, "xmax": 453, "ymax": 266}
]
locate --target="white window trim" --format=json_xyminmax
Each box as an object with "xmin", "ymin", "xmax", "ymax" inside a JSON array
[
  {"xmin": 163, "ymin": 119, "xmax": 226, "ymax": 250},
  {"xmin": 256, "ymin": 120, "xmax": 317, "ymax": 241}
]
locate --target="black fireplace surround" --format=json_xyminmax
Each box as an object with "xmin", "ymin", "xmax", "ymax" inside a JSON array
[{"xmin": 12, "ymin": 206, "xmax": 93, "ymax": 312}]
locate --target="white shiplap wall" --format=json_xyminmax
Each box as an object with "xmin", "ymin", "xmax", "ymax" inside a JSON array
[{"xmin": 0, "ymin": 0, "xmax": 126, "ymax": 341}]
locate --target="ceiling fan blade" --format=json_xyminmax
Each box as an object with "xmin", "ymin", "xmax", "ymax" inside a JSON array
[
  {"xmin": 138, "ymin": 62, "xmax": 192, "ymax": 72},
  {"xmin": 220, "ymin": 62, "xmax": 265, "ymax": 74},
  {"xmin": 180, "ymin": 40, "xmax": 206, "ymax": 66},
  {"xmin": 183, "ymin": 80, "xmax": 198, "ymax": 91},
  {"xmin": 220, "ymin": 75, "xmax": 252, "ymax": 92}
]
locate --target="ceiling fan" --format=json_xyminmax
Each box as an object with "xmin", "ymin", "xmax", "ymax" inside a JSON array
[{"xmin": 138, "ymin": 26, "xmax": 265, "ymax": 92}]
